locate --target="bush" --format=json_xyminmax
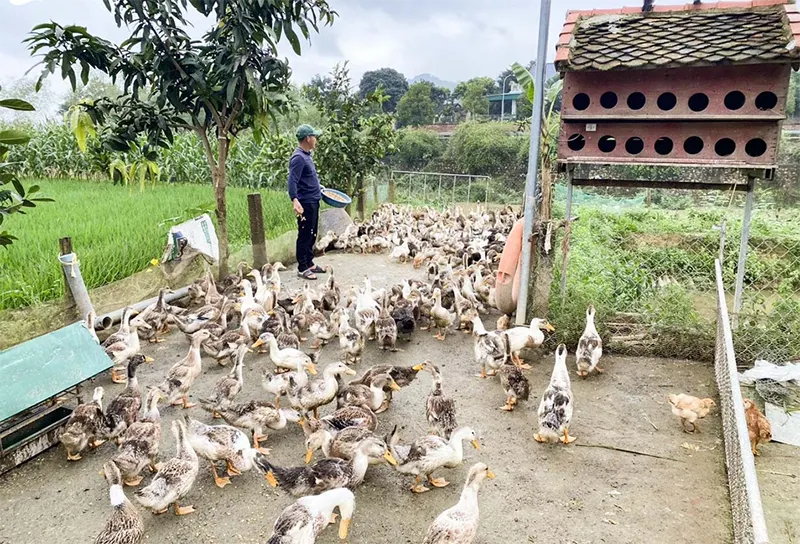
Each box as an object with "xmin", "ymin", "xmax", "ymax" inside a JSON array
[
  {"xmin": 444, "ymin": 121, "xmax": 525, "ymax": 177},
  {"xmin": 391, "ymin": 129, "xmax": 444, "ymax": 170}
]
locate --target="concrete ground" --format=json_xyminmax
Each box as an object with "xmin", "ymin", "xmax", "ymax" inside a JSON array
[
  {"xmin": 758, "ymin": 442, "xmax": 800, "ymax": 544},
  {"xmin": 0, "ymin": 253, "xmax": 731, "ymax": 544}
]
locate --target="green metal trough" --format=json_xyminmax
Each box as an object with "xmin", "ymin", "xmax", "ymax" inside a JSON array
[{"xmin": 0, "ymin": 322, "xmax": 111, "ymax": 474}]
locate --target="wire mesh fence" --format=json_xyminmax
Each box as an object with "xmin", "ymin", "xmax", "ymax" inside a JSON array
[
  {"xmin": 377, "ymin": 170, "xmax": 526, "ymax": 210},
  {"xmin": 715, "ymin": 260, "xmax": 770, "ymax": 544},
  {"xmin": 731, "ymin": 185, "xmax": 800, "ymax": 365},
  {"xmin": 541, "ymin": 179, "xmax": 800, "ymax": 365}
]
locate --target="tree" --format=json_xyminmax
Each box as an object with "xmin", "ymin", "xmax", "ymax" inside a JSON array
[
  {"xmin": 392, "ymin": 129, "xmax": 443, "ymax": 170},
  {"xmin": 309, "ymin": 64, "xmax": 396, "ymax": 218},
  {"xmin": 58, "ymin": 75, "xmax": 121, "ymax": 114},
  {"xmin": 0, "ymin": 92, "xmax": 53, "ymax": 247},
  {"xmin": 453, "ymin": 76, "xmax": 498, "ymax": 99},
  {"xmin": 358, "ymin": 68, "xmax": 408, "ymax": 112},
  {"xmin": 27, "ymin": 0, "xmax": 335, "ymax": 278},
  {"xmin": 460, "ymin": 80, "xmax": 491, "ymax": 117},
  {"xmin": 396, "ymin": 81, "xmax": 435, "ymax": 128}
]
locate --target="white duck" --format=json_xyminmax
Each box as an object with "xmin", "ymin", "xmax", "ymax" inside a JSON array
[
  {"xmin": 576, "ymin": 305, "xmax": 603, "ymax": 377},
  {"xmin": 390, "ymin": 426, "xmax": 480, "ymax": 493},
  {"xmin": 262, "ymin": 359, "xmax": 311, "ymax": 408},
  {"xmin": 338, "ymin": 312, "xmax": 365, "ymax": 365},
  {"xmin": 470, "ymin": 315, "xmax": 508, "ymax": 378},
  {"xmin": 134, "ymin": 419, "xmax": 199, "ymax": 515},
  {"xmin": 422, "ymin": 463, "xmax": 495, "ymax": 544},
  {"xmin": 534, "ymin": 344, "xmax": 576, "ymax": 445},
  {"xmin": 266, "ymin": 487, "xmax": 355, "ymax": 543},
  {"xmin": 355, "ymin": 278, "xmax": 380, "ymax": 340},
  {"xmin": 253, "ymin": 332, "xmax": 318, "ymax": 374},
  {"xmin": 185, "ymin": 417, "xmax": 259, "ymax": 488},
  {"xmin": 504, "ymin": 317, "xmax": 554, "ymax": 369}
]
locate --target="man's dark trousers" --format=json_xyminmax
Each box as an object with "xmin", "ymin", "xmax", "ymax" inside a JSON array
[{"xmin": 296, "ymin": 200, "xmax": 320, "ymax": 272}]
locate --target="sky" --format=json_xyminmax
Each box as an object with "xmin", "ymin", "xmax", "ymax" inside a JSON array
[{"xmin": 0, "ymin": 0, "xmax": 629, "ymax": 98}]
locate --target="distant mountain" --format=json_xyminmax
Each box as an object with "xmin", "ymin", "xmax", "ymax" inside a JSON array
[
  {"xmin": 408, "ymin": 73, "xmax": 456, "ymax": 90},
  {"xmin": 408, "ymin": 65, "xmax": 556, "ymax": 91}
]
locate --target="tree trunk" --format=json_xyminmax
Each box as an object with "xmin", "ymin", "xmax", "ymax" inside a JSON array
[
  {"xmin": 344, "ymin": 174, "xmax": 353, "ymax": 216},
  {"xmin": 214, "ymin": 136, "xmax": 230, "ymax": 280},
  {"xmin": 356, "ymin": 175, "xmax": 365, "ymax": 220},
  {"xmin": 372, "ymin": 176, "xmax": 379, "ymax": 207}
]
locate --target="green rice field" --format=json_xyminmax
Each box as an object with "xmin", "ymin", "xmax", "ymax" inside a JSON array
[{"xmin": 0, "ymin": 179, "xmax": 296, "ymax": 310}]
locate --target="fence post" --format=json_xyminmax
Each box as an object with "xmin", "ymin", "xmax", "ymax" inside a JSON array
[
  {"xmin": 389, "ymin": 171, "xmax": 396, "ymax": 203},
  {"xmin": 559, "ymin": 175, "xmax": 574, "ymax": 300},
  {"xmin": 467, "ymin": 176, "xmax": 472, "ymax": 205},
  {"xmin": 372, "ymin": 176, "xmax": 378, "ymax": 206},
  {"xmin": 59, "ymin": 237, "xmax": 75, "ymax": 307},
  {"xmin": 718, "ymin": 218, "xmax": 727, "ymax": 265},
  {"xmin": 732, "ymin": 178, "xmax": 755, "ymax": 327},
  {"xmin": 247, "ymin": 193, "xmax": 268, "ymax": 269},
  {"xmin": 451, "ymin": 175, "xmax": 456, "ymax": 208},
  {"xmin": 437, "ymin": 174, "xmax": 443, "ymax": 208}
]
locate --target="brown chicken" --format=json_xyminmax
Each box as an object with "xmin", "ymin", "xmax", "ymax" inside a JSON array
[
  {"xmin": 668, "ymin": 393, "xmax": 715, "ymax": 433},
  {"xmin": 743, "ymin": 398, "xmax": 772, "ymax": 456}
]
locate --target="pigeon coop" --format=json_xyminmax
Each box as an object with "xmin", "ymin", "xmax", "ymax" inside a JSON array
[
  {"xmin": 554, "ymin": 0, "xmax": 800, "ymax": 304},
  {"xmin": 554, "ymin": 3, "xmax": 800, "ymax": 544},
  {"xmin": 555, "ymin": 0, "xmax": 800, "ymax": 178}
]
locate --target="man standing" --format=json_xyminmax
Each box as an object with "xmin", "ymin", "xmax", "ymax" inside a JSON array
[{"xmin": 288, "ymin": 124, "xmax": 325, "ymax": 279}]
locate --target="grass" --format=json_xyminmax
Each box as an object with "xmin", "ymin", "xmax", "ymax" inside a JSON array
[{"xmin": 0, "ymin": 178, "xmax": 296, "ymax": 310}]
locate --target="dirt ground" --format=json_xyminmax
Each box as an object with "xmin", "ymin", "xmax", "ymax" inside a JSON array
[
  {"xmin": 0, "ymin": 253, "xmax": 732, "ymax": 544},
  {"xmin": 757, "ymin": 442, "xmax": 800, "ymax": 544}
]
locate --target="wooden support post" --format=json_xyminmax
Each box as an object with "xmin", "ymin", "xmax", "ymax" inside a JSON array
[
  {"xmin": 247, "ymin": 193, "xmax": 268, "ymax": 269},
  {"xmin": 59, "ymin": 237, "xmax": 74, "ymax": 306}
]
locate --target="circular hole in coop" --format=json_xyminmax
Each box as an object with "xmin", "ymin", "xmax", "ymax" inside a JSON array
[
  {"xmin": 724, "ymin": 91, "xmax": 746, "ymax": 110},
  {"xmin": 688, "ymin": 93, "xmax": 710, "ymax": 112},
  {"xmin": 657, "ymin": 92, "xmax": 677, "ymax": 111},
  {"xmin": 625, "ymin": 137, "xmax": 644, "ymax": 155},
  {"xmin": 600, "ymin": 92, "xmax": 618, "ymax": 109},
  {"xmin": 627, "ymin": 92, "xmax": 646, "ymax": 110},
  {"xmin": 745, "ymin": 138, "xmax": 768, "ymax": 157},
  {"xmin": 654, "ymin": 137, "xmax": 674, "ymax": 155},
  {"xmin": 573, "ymin": 93, "xmax": 591, "ymax": 111},
  {"xmin": 755, "ymin": 91, "xmax": 778, "ymax": 111},
  {"xmin": 598, "ymin": 135, "xmax": 617, "ymax": 153},
  {"xmin": 567, "ymin": 133, "xmax": 586, "ymax": 151},
  {"xmin": 715, "ymin": 138, "xmax": 737, "ymax": 157},
  {"xmin": 683, "ymin": 136, "xmax": 704, "ymax": 155}
]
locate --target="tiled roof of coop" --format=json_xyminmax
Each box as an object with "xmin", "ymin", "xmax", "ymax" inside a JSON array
[{"xmin": 556, "ymin": 0, "xmax": 800, "ymax": 72}]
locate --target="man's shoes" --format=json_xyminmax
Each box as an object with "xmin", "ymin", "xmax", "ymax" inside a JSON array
[
  {"xmin": 309, "ymin": 265, "xmax": 326, "ymax": 274},
  {"xmin": 298, "ymin": 268, "xmax": 317, "ymax": 280}
]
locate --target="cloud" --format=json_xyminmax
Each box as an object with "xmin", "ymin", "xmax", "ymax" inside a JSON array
[{"xmin": 0, "ymin": 0, "xmax": 629, "ymax": 97}]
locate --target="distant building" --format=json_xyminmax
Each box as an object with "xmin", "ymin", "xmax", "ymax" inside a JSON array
[{"xmin": 486, "ymin": 82, "xmax": 523, "ymax": 120}]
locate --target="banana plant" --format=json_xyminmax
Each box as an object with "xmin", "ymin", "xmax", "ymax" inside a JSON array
[{"xmin": 0, "ymin": 89, "xmax": 53, "ymax": 247}]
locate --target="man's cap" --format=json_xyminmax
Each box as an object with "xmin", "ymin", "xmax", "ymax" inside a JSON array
[{"xmin": 296, "ymin": 124, "xmax": 322, "ymax": 140}]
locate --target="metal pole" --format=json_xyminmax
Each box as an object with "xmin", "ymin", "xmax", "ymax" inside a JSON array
[
  {"xmin": 467, "ymin": 176, "xmax": 472, "ymax": 205},
  {"xmin": 560, "ymin": 175, "xmax": 574, "ymax": 300},
  {"xmin": 515, "ymin": 0, "xmax": 551, "ymax": 325},
  {"xmin": 438, "ymin": 174, "xmax": 443, "ymax": 208},
  {"xmin": 451, "ymin": 175, "xmax": 456, "ymax": 208},
  {"xmin": 718, "ymin": 218, "xmax": 727, "ymax": 265},
  {"xmin": 732, "ymin": 179, "xmax": 755, "ymax": 327},
  {"xmin": 501, "ymin": 74, "xmax": 512, "ymax": 121}
]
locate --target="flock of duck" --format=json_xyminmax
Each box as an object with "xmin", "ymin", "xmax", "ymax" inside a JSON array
[{"xmin": 60, "ymin": 204, "xmax": 606, "ymax": 544}]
